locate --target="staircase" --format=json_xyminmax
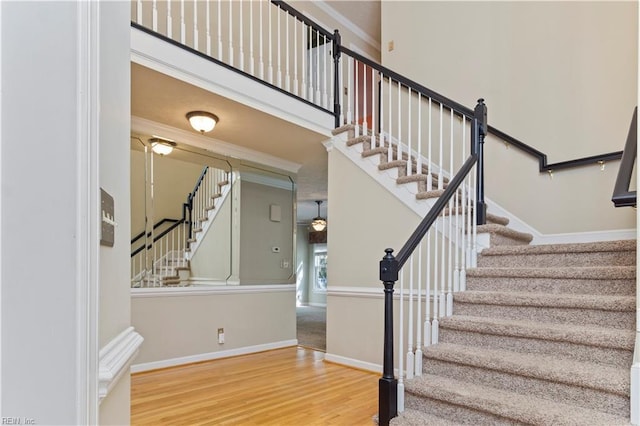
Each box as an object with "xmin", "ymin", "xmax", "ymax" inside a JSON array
[
  {"xmin": 395, "ymin": 239, "xmax": 635, "ymax": 425},
  {"xmin": 332, "ymin": 123, "xmax": 636, "ymax": 424}
]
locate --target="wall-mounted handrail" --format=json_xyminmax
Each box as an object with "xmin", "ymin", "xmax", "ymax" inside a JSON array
[
  {"xmin": 612, "ymin": 107, "xmax": 637, "ymax": 207},
  {"xmin": 488, "ymin": 125, "xmax": 623, "ymax": 173}
]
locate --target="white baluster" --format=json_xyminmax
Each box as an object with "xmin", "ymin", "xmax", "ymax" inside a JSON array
[
  {"xmin": 206, "ymin": 0, "xmax": 211, "ymax": 55},
  {"xmin": 460, "ymin": 117, "xmax": 467, "ymax": 292},
  {"xmin": 346, "ymin": 55, "xmax": 352, "ymax": 124},
  {"xmin": 315, "ymin": 30, "xmax": 320, "ymax": 106},
  {"xmin": 228, "ymin": 0, "xmax": 234, "ymax": 66},
  {"xmin": 370, "ymin": 68, "xmax": 376, "ymax": 148},
  {"xmin": 239, "ymin": 0, "xmax": 244, "ymax": 71},
  {"xmin": 446, "ymin": 109, "xmax": 454, "ymax": 316},
  {"xmin": 180, "ymin": 0, "xmax": 186, "ymax": 44},
  {"xmin": 136, "ymin": 0, "xmax": 142, "ymax": 24},
  {"xmin": 285, "ymin": 11, "xmax": 290, "ymax": 92},
  {"xmin": 415, "ymin": 241, "xmax": 423, "ymax": 376},
  {"xmin": 425, "ymin": 230, "xmax": 432, "ymax": 346},
  {"xmin": 259, "ymin": 0, "xmax": 264, "ymax": 79},
  {"xmin": 406, "ymin": 255, "xmax": 415, "ymax": 380},
  {"xmin": 438, "ymin": 103, "xmax": 443, "ymax": 190},
  {"xmin": 387, "ymin": 77, "xmax": 392, "ymax": 163},
  {"xmin": 417, "ymin": 94, "xmax": 422, "ymax": 176},
  {"xmin": 322, "ymin": 34, "xmax": 328, "ymax": 109},
  {"xmin": 166, "ymin": 0, "xmax": 172, "ymax": 38},
  {"xmin": 354, "ymin": 60, "xmax": 359, "ymax": 136},
  {"xmin": 427, "ymin": 97, "xmax": 433, "ymax": 191},
  {"xmin": 301, "ymin": 23, "xmax": 306, "ymax": 99},
  {"xmin": 268, "ymin": 4, "xmax": 273, "ymax": 84},
  {"xmin": 329, "ymin": 36, "xmax": 334, "ymax": 112},
  {"xmin": 277, "ymin": 6, "xmax": 282, "ymax": 87},
  {"xmin": 431, "ymin": 228, "xmax": 439, "ymax": 344},
  {"xmin": 293, "ymin": 18, "xmax": 298, "ymax": 95},
  {"xmin": 249, "ymin": 0, "xmax": 254, "ymax": 75},
  {"xmin": 217, "ymin": 0, "xmax": 222, "ymax": 61},
  {"xmin": 362, "ymin": 61, "xmax": 368, "ymax": 136},
  {"xmin": 152, "ymin": 0, "xmax": 158, "ymax": 31},
  {"xmin": 379, "ymin": 74, "xmax": 384, "ymax": 148},
  {"xmin": 406, "ymin": 87, "xmax": 411, "ymax": 176},
  {"xmin": 338, "ymin": 56, "xmax": 344, "ymax": 124},
  {"xmin": 193, "ymin": 0, "xmax": 198, "ymax": 50},
  {"xmin": 440, "ymin": 218, "xmax": 446, "ymax": 318},
  {"xmin": 398, "ymin": 269, "xmax": 405, "ymax": 413},
  {"xmin": 397, "ymin": 82, "xmax": 401, "ymax": 161}
]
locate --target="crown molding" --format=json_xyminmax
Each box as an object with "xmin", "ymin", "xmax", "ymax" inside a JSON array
[
  {"xmin": 131, "ymin": 116, "xmax": 302, "ymax": 173},
  {"xmin": 313, "ymin": 1, "xmax": 380, "ymax": 54}
]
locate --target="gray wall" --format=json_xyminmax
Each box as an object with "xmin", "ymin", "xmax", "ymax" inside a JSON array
[{"xmin": 239, "ymin": 180, "xmax": 294, "ymax": 284}]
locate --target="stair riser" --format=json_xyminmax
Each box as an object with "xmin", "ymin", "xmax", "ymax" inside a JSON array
[
  {"xmin": 453, "ymin": 302, "xmax": 636, "ymax": 330},
  {"xmin": 404, "ymin": 394, "xmax": 522, "ymax": 426},
  {"xmin": 486, "ymin": 233, "xmax": 530, "ymax": 246},
  {"xmin": 465, "ymin": 276, "xmax": 636, "ymax": 296},
  {"xmin": 477, "ymin": 252, "xmax": 636, "ymax": 268},
  {"xmin": 439, "ymin": 328, "xmax": 633, "ymax": 367},
  {"xmin": 422, "ymin": 358, "xmax": 629, "ymax": 416}
]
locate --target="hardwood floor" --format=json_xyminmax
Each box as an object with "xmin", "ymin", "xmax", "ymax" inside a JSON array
[{"xmin": 131, "ymin": 346, "xmax": 379, "ymax": 425}]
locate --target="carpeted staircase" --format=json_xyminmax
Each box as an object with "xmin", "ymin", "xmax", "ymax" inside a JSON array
[
  {"xmin": 331, "ymin": 124, "xmax": 636, "ymax": 425},
  {"xmin": 394, "ymin": 239, "xmax": 636, "ymax": 425}
]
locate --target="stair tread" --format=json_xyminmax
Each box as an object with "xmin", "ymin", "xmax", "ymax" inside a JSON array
[
  {"xmin": 466, "ymin": 265, "xmax": 636, "ymax": 279},
  {"xmin": 476, "ymin": 223, "xmax": 533, "ymax": 243},
  {"xmin": 423, "ymin": 342, "xmax": 629, "ymax": 395},
  {"xmin": 480, "ymin": 240, "xmax": 636, "ymax": 256},
  {"xmin": 454, "ymin": 290, "xmax": 636, "ymax": 311},
  {"xmin": 406, "ymin": 373, "xmax": 630, "ymax": 425},
  {"xmin": 440, "ymin": 314, "xmax": 635, "ymax": 349}
]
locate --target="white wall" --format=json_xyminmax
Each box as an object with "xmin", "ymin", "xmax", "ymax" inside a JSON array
[
  {"xmin": 381, "ymin": 1, "xmax": 637, "ymax": 233},
  {"xmin": 1, "ymin": 1, "xmax": 130, "ymax": 423},
  {"xmin": 296, "ymin": 224, "xmax": 310, "ymax": 304}
]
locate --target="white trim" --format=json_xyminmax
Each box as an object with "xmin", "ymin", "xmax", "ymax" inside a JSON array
[
  {"xmin": 324, "ymin": 353, "xmax": 381, "ymax": 374},
  {"xmin": 184, "ymin": 277, "xmax": 229, "ymax": 286},
  {"xmin": 132, "ymin": 283, "xmax": 296, "ymax": 298},
  {"xmin": 631, "ymin": 335, "xmax": 640, "ymax": 425},
  {"xmin": 306, "ymin": 302, "xmax": 327, "ymax": 308},
  {"xmin": 313, "ymin": 2, "xmax": 380, "ymax": 54},
  {"xmin": 76, "ymin": 1, "xmax": 100, "ymax": 422},
  {"xmin": 0, "ymin": 0, "xmax": 3, "ymax": 414},
  {"xmin": 131, "ymin": 339, "xmax": 297, "ymax": 373},
  {"xmin": 98, "ymin": 327, "xmax": 144, "ymax": 403},
  {"xmin": 132, "ymin": 116, "xmax": 302, "ymax": 173},
  {"xmin": 327, "ymin": 286, "xmax": 382, "ymax": 299},
  {"xmin": 131, "ymin": 27, "xmax": 333, "ymax": 138}
]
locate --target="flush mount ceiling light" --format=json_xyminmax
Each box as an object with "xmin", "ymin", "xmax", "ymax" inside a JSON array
[
  {"xmin": 149, "ymin": 137, "xmax": 177, "ymax": 156},
  {"xmin": 186, "ymin": 111, "xmax": 219, "ymax": 133},
  {"xmin": 311, "ymin": 200, "xmax": 327, "ymax": 232}
]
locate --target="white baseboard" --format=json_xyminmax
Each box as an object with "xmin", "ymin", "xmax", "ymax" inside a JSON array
[
  {"xmin": 99, "ymin": 327, "xmax": 144, "ymax": 403},
  {"xmin": 324, "ymin": 353, "xmax": 382, "ymax": 374},
  {"xmin": 131, "ymin": 339, "xmax": 298, "ymax": 373}
]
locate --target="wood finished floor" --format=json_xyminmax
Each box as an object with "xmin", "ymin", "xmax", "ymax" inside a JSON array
[{"xmin": 131, "ymin": 346, "xmax": 379, "ymax": 425}]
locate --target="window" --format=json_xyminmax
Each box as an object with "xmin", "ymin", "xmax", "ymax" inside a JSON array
[{"xmin": 313, "ymin": 251, "xmax": 327, "ymax": 292}]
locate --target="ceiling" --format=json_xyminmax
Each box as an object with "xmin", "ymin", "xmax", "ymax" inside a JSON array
[{"xmin": 130, "ymin": 1, "xmax": 381, "ymax": 223}]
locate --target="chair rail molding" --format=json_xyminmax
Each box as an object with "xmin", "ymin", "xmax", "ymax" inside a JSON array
[{"xmin": 98, "ymin": 327, "xmax": 144, "ymax": 403}]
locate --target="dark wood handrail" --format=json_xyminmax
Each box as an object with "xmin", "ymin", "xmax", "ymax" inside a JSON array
[
  {"xmin": 612, "ymin": 107, "xmax": 637, "ymax": 207},
  {"xmin": 131, "ymin": 219, "xmax": 186, "ymax": 258},
  {"xmin": 270, "ymin": 1, "xmax": 334, "ymax": 39}
]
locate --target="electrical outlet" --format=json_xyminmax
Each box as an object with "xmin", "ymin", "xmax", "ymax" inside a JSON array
[
  {"xmin": 217, "ymin": 328, "xmax": 225, "ymax": 344},
  {"xmin": 281, "ymin": 259, "xmax": 290, "ymax": 269},
  {"xmin": 388, "ymin": 40, "xmax": 395, "ymax": 52}
]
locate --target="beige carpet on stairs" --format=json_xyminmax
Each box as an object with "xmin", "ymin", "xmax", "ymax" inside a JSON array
[
  {"xmin": 333, "ymin": 124, "xmax": 636, "ymax": 425},
  {"xmin": 392, "ymin": 238, "xmax": 636, "ymax": 426}
]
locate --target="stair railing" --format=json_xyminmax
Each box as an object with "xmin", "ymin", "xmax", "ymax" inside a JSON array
[
  {"xmin": 131, "ymin": 165, "xmax": 230, "ymax": 287},
  {"xmin": 377, "ymin": 101, "xmax": 487, "ymax": 425},
  {"xmin": 612, "ymin": 106, "xmax": 637, "ymax": 208},
  {"xmin": 132, "ymin": 0, "xmax": 336, "ymax": 116}
]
